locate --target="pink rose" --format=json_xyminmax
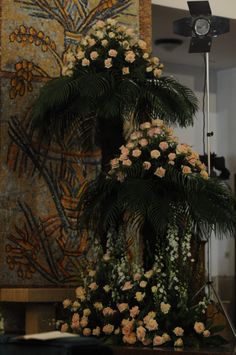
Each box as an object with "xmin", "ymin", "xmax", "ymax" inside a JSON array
[{"xmin": 154, "ymin": 167, "xmax": 166, "ymax": 178}]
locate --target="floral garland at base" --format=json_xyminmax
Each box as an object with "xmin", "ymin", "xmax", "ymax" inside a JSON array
[{"xmin": 58, "ymin": 228, "xmax": 225, "ymax": 348}]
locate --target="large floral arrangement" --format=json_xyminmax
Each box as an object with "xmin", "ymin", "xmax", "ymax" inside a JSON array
[
  {"xmin": 58, "ymin": 232, "xmax": 225, "ymax": 348},
  {"xmin": 62, "ymin": 18, "xmax": 163, "ymax": 79}
]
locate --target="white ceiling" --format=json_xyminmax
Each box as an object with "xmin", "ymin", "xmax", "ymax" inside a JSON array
[{"xmin": 151, "ymin": 4, "xmax": 236, "ymax": 70}]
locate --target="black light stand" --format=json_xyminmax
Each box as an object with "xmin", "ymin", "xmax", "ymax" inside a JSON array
[{"xmin": 174, "ymin": 1, "xmax": 236, "ymax": 339}]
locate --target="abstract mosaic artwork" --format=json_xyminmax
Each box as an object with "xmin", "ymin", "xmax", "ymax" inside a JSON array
[{"xmin": 0, "ymin": 0, "xmax": 145, "ymax": 286}]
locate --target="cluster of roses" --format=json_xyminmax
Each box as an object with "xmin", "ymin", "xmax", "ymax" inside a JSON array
[
  {"xmin": 62, "ymin": 18, "xmax": 163, "ymax": 78},
  {"xmin": 108, "ymin": 118, "xmax": 209, "ymax": 182},
  {"xmin": 60, "ymin": 252, "xmax": 211, "ymax": 347}
]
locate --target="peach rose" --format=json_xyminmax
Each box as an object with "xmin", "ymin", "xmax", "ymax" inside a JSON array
[
  {"xmin": 61, "ymin": 323, "xmax": 69, "ymax": 332},
  {"xmin": 140, "ymin": 122, "xmax": 151, "ymax": 130},
  {"xmin": 94, "ymin": 302, "xmax": 103, "ymax": 310},
  {"xmin": 76, "ymin": 50, "xmax": 85, "ymax": 59},
  {"xmin": 139, "ymin": 138, "xmax": 149, "ymax": 147},
  {"xmin": 142, "ymin": 338, "xmax": 152, "ymax": 346},
  {"xmin": 122, "ymin": 67, "xmax": 130, "ymax": 75},
  {"xmin": 139, "ymin": 280, "xmax": 147, "ymax": 288},
  {"xmin": 108, "ymin": 32, "xmax": 115, "ymax": 38},
  {"xmin": 200, "ymin": 170, "xmax": 209, "ymax": 179},
  {"xmin": 176, "ymin": 143, "xmax": 188, "ymax": 154},
  {"xmin": 75, "ymin": 286, "xmax": 86, "ymax": 300},
  {"xmin": 80, "ymin": 316, "xmax": 88, "ymax": 328},
  {"xmin": 153, "ymin": 68, "xmax": 162, "ymax": 77},
  {"xmin": 146, "ymin": 66, "xmax": 153, "ymax": 72},
  {"xmin": 146, "ymin": 318, "xmax": 158, "ymax": 331},
  {"xmin": 122, "ymin": 320, "xmax": 134, "ymax": 336},
  {"xmin": 135, "ymin": 291, "xmax": 145, "ymax": 302},
  {"xmin": 125, "ymin": 50, "xmax": 136, "ymax": 63},
  {"xmin": 82, "ymin": 58, "xmax": 90, "ymax": 67},
  {"xmin": 90, "ymin": 51, "xmax": 99, "ymax": 60},
  {"xmin": 143, "ymin": 52, "xmax": 149, "ymax": 59},
  {"xmin": 83, "ymin": 308, "xmax": 91, "ymax": 316},
  {"xmin": 103, "ymin": 285, "xmax": 111, "ymax": 292},
  {"xmin": 159, "ymin": 141, "xmax": 169, "ymax": 151},
  {"xmin": 154, "ymin": 167, "xmax": 166, "ymax": 178},
  {"xmin": 92, "ymin": 326, "xmax": 101, "ymax": 336},
  {"xmin": 160, "ymin": 302, "xmax": 171, "ymax": 314},
  {"xmin": 103, "ymin": 324, "xmax": 114, "ymax": 335},
  {"xmin": 108, "ymin": 49, "xmax": 118, "ymax": 57},
  {"xmin": 117, "ymin": 303, "xmax": 129, "ymax": 312},
  {"xmin": 143, "ymin": 161, "xmax": 151, "ymax": 170},
  {"xmin": 138, "ymin": 39, "xmax": 147, "ymax": 49},
  {"xmin": 133, "ymin": 273, "xmax": 142, "ymax": 281},
  {"xmin": 174, "ymin": 338, "xmax": 183, "ymax": 347},
  {"xmin": 153, "ymin": 335, "xmax": 163, "ymax": 346},
  {"xmin": 104, "ymin": 58, "xmax": 112, "ymax": 68},
  {"xmin": 122, "ymin": 159, "xmax": 132, "ymax": 166},
  {"xmin": 96, "ymin": 20, "xmax": 105, "ymax": 28},
  {"xmin": 88, "ymin": 269, "xmax": 96, "ymax": 277},
  {"xmin": 101, "ymin": 39, "xmax": 108, "ymax": 47},
  {"xmin": 83, "ymin": 328, "xmax": 91, "ymax": 336},
  {"xmin": 72, "ymin": 301, "xmax": 80, "ymax": 311},
  {"xmin": 130, "ymin": 306, "xmax": 140, "ymax": 318},
  {"xmin": 168, "ymin": 153, "xmax": 176, "ymax": 161},
  {"xmin": 152, "ymin": 118, "xmax": 163, "ymax": 126},
  {"xmin": 103, "ymin": 307, "xmax": 114, "ymax": 316},
  {"xmin": 150, "ymin": 150, "xmax": 160, "ymax": 159},
  {"xmin": 122, "ymin": 281, "xmax": 133, "ymax": 290},
  {"xmin": 123, "ymin": 332, "xmax": 137, "ymax": 344},
  {"xmin": 132, "ymin": 148, "xmax": 142, "ymax": 157},
  {"xmin": 95, "ymin": 30, "xmax": 104, "ymax": 39},
  {"xmin": 162, "ymin": 333, "xmax": 171, "ymax": 342},
  {"xmin": 173, "ymin": 327, "xmax": 184, "ymax": 336},
  {"xmin": 111, "ymin": 158, "xmax": 119, "ymax": 168},
  {"xmin": 130, "ymin": 131, "xmax": 142, "ymax": 140},
  {"xmin": 88, "ymin": 282, "xmax": 98, "ymax": 290},
  {"xmin": 88, "ymin": 38, "xmax": 96, "ymax": 46},
  {"xmin": 136, "ymin": 326, "xmax": 146, "ymax": 341},
  {"xmin": 203, "ymin": 329, "xmax": 210, "ymax": 337},
  {"xmin": 182, "ymin": 165, "xmax": 191, "ymax": 174},
  {"xmin": 63, "ymin": 298, "xmax": 72, "ymax": 308},
  {"xmin": 194, "ymin": 321, "xmax": 205, "ymax": 334}
]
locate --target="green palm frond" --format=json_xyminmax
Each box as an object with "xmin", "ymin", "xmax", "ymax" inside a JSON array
[{"xmin": 78, "ymin": 172, "xmax": 236, "ymax": 244}]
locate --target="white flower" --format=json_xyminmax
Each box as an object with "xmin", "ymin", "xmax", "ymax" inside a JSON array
[
  {"xmin": 104, "ymin": 58, "xmax": 112, "ymax": 68},
  {"xmin": 108, "ymin": 31, "xmax": 115, "ymax": 38}
]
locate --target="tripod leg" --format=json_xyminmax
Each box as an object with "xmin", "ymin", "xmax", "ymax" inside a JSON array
[{"xmin": 210, "ymin": 283, "xmax": 236, "ymax": 338}]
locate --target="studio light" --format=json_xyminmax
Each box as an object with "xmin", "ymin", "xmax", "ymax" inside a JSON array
[{"xmin": 173, "ymin": 1, "xmax": 230, "ymax": 52}]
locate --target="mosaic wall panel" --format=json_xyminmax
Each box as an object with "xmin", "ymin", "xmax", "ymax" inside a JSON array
[{"xmin": 0, "ymin": 0, "xmax": 150, "ymax": 287}]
